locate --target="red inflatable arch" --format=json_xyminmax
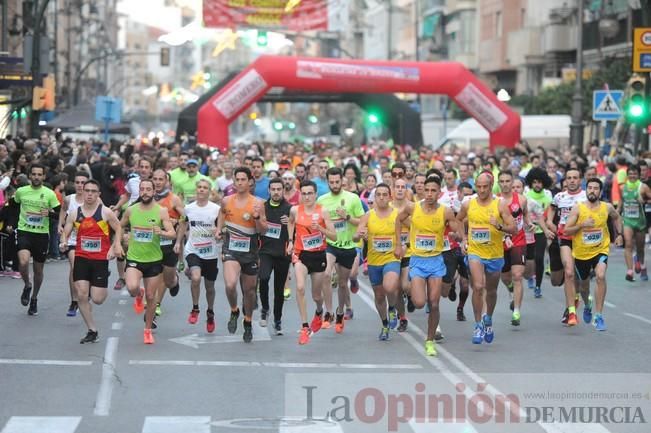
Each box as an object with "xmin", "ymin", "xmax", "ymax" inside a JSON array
[{"xmin": 197, "ymin": 55, "xmax": 521, "ymax": 153}]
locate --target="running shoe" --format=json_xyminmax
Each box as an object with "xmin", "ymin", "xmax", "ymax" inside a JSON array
[
  {"xmin": 534, "ymin": 286, "xmax": 542, "ymax": 298},
  {"xmin": 397, "ymin": 318, "xmax": 409, "ymax": 332},
  {"xmin": 527, "ymin": 277, "xmax": 535, "ymax": 290},
  {"xmin": 155, "ymin": 303, "xmax": 162, "ymax": 317},
  {"xmin": 321, "ymin": 312, "xmax": 332, "ymax": 329},
  {"xmin": 344, "ymin": 307, "xmax": 354, "ymax": 320},
  {"xmin": 457, "ymin": 307, "xmax": 466, "ymax": 322},
  {"xmin": 448, "ymin": 284, "xmax": 457, "ymax": 302},
  {"xmin": 641, "ymin": 268, "xmax": 648, "ymax": 281},
  {"xmin": 561, "ymin": 308, "xmax": 569, "ymax": 325},
  {"xmin": 310, "ymin": 312, "xmax": 323, "ymax": 333},
  {"xmin": 169, "ymin": 281, "xmax": 180, "ymax": 297},
  {"xmin": 482, "ymin": 315, "xmax": 494, "ymax": 343},
  {"xmin": 298, "ymin": 326, "xmax": 311, "ymax": 345},
  {"xmin": 435, "ymin": 325, "xmax": 444, "ymax": 342},
  {"xmin": 407, "ymin": 296, "xmax": 415, "ymax": 313},
  {"xmin": 227, "ymin": 309, "xmax": 240, "ymax": 334},
  {"xmin": 133, "ymin": 288, "xmax": 145, "ymax": 314},
  {"xmin": 379, "ymin": 327, "xmax": 390, "ymax": 341},
  {"xmin": 335, "ymin": 313, "xmax": 345, "ymax": 334},
  {"xmin": 28, "ymin": 298, "xmax": 38, "ymax": 316},
  {"xmin": 583, "ymin": 296, "xmax": 593, "ymax": 324},
  {"xmin": 506, "ymin": 282, "xmax": 514, "ymax": 293},
  {"xmin": 545, "ymin": 265, "xmax": 551, "ymax": 276},
  {"xmin": 283, "ymin": 287, "xmax": 291, "ymax": 300},
  {"xmin": 80, "ymin": 330, "xmax": 99, "ymax": 344},
  {"xmin": 274, "ymin": 321, "xmax": 283, "ymax": 336},
  {"xmin": 388, "ymin": 307, "xmax": 398, "ymax": 330},
  {"xmin": 188, "ymin": 309, "xmax": 200, "ymax": 324},
  {"xmin": 349, "ymin": 278, "xmax": 359, "ymax": 294},
  {"xmin": 143, "ymin": 329, "xmax": 154, "ymax": 344},
  {"xmin": 243, "ymin": 320, "xmax": 253, "ymax": 343},
  {"xmin": 20, "ymin": 284, "xmax": 31, "ymax": 306},
  {"xmin": 260, "ymin": 309, "xmax": 268, "ymax": 327},
  {"xmin": 8, "ymin": 271, "xmax": 21, "ymax": 279},
  {"xmin": 567, "ymin": 311, "xmax": 578, "ymax": 326},
  {"xmin": 635, "ymin": 255, "xmax": 641, "ymax": 274},
  {"xmin": 626, "ymin": 272, "xmax": 635, "ymax": 282},
  {"xmin": 424, "ymin": 340, "xmax": 437, "ymax": 356},
  {"xmin": 67, "ymin": 301, "xmax": 78, "ymax": 317},
  {"xmin": 594, "ymin": 315, "xmax": 607, "ymax": 331},
  {"xmin": 113, "ymin": 278, "xmax": 125, "ymax": 291},
  {"xmin": 511, "ymin": 311, "xmax": 521, "ymax": 326},
  {"xmin": 206, "ymin": 310, "xmax": 215, "ymax": 333},
  {"xmin": 509, "ymin": 300, "xmax": 514, "ymax": 311},
  {"xmin": 472, "ymin": 323, "xmax": 484, "ymax": 344}
]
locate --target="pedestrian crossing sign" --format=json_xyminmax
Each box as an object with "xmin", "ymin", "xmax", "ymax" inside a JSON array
[{"xmin": 593, "ymin": 90, "xmax": 624, "ymax": 121}]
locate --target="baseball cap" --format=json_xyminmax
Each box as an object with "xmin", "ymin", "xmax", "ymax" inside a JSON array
[
  {"xmin": 187, "ymin": 159, "xmax": 198, "ymax": 165},
  {"xmin": 282, "ymin": 171, "xmax": 296, "ymax": 179}
]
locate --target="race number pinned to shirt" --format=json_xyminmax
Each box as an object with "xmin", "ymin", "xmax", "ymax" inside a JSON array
[
  {"xmin": 302, "ymin": 232, "xmax": 323, "ymax": 250},
  {"xmin": 228, "ymin": 234, "xmax": 251, "ymax": 252},
  {"xmin": 133, "ymin": 226, "xmax": 154, "ymax": 243},
  {"xmin": 333, "ymin": 218, "xmax": 347, "ymax": 233},
  {"xmin": 414, "ymin": 235, "xmax": 436, "ymax": 251},
  {"xmin": 624, "ymin": 203, "xmax": 640, "ymax": 219},
  {"xmin": 372, "ymin": 236, "xmax": 393, "ymax": 253},
  {"xmin": 26, "ymin": 212, "xmax": 44, "ymax": 227},
  {"xmin": 81, "ymin": 237, "xmax": 102, "ymax": 252},
  {"xmin": 194, "ymin": 241, "xmax": 214, "ymax": 258},
  {"xmin": 471, "ymin": 227, "xmax": 490, "ymax": 243},
  {"xmin": 582, "ymin": 228, "xmax": 603, "ymax": 245},
  {"xmin": 265, "ymin": 222, "xmax": 282, "ymax": 239},
  {"xmin": 160, "ymin": 237, "xmax": 173, "ymax": 246}
]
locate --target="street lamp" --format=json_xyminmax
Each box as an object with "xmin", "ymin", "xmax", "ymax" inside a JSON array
[{"xmin": 569, "ymin": 0, "xmax": 585, "ymax": 154}]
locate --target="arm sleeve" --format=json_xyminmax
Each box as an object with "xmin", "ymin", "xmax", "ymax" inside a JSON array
[{"xmin": 0, "ymin": 176, "xmax": 10, "ymax": 191}]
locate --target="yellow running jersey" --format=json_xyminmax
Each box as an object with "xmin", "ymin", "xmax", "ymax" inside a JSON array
[
  {"xmin": 467, "ymin": 198, "xmax": 503, "ymax": 259},
  {"xmin": 409, "ymin": 202, "xmax": 446, "ymax": 257},
  {"xmin": 367, "ymin": 208, "xmax": 399, "ymax": 266},
  {"xmin": 572, "ymin": 202, "xmax": 610, "ymax": 260}
]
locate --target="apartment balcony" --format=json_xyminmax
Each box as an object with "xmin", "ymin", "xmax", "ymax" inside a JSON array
[
  {"xmin": 542, "ymin": 23, "xmax": 577, "ymax": 53},
  {"xmin": 506, "ymin": 27, "xmax": 542, "ymax": 67}
]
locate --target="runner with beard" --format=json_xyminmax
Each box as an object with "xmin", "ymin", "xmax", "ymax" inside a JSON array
[{"xmin": 564, "ymin": 178, "xmax": 623, "ymax": 331}]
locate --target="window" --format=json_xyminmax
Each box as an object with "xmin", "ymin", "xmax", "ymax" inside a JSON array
[{"xmin": 496, "ymin": 11, "xmax": 502, "ymax": 37}]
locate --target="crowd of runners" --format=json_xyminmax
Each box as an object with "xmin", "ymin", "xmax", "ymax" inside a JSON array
[{"xmin": 1, "ymin": 133, "xmax": 650, "ymax": 356}]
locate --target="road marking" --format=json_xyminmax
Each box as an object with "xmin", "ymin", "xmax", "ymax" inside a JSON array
[
  {"xmin": 539, "ymin": 422, "xmax": 613, "ymax": 433},
  {"xmin": 142, "ymin": 416, "xmax": 210, "ymax": 433},
  {"xmin": 209, "ymin": 417, "xmax": 343, "ymax": 432},
  {"xmin": 169, "ymin": 321, "xmax": 271, "ymax": 348},
  {"xmin": 111, "ymin": 322, "xmax": 122, "ymax": 330},
  {"xmin": 129, "ymin": 360, "xmax": 422, "ymax": 369},
  {"xmin": 120, "ymin": 289, "xmax": 129, "ymax": 297},
  {"xmin": 114, "ymin": 311, "xmax": 124, "ymax": 318},
  {"xmin": 604, "ymin": 301, "xmax": 616, "ymax": 308},
  {"xmin": 0, "ymin": 417, "xmax": 81, "ymax": 433},
  {"xmin": 94, "ymin": 337, "xmax": 118, "ymax": 416},
  {"xmin": 408, "ymin": 419, "xmax": 478, "ymax": 433},
  {"xmin": 0, "ymin": 359, "xmax": 91, "ymax": 366},
  {"xmin": 624, "ymin": 312, "xmax": 651, "ymax": 325},
  {"xmin": 118, "ymin": 299, "xmax": 128, "ymax": 305}
]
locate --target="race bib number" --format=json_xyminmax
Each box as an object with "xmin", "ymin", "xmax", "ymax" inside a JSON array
[
  {"xmin": 471, "ymin": 227, "xmax": 490, "ymax": 244},
  {"xmin": 265, "ymin": 222, "xmax": 282, "ymax": 239},
  {"xmin": 582, "ymin": 228, "xmax": 603, "ymax": 245},
  {"xmin": 516, "ymin": 216, "xmax": 524, "ymax": 232},
  {"xmin": 333, "ymin": 218, "xmax": 347, "ymax": 232},
  {"xmin": 26, "ymin": 212, "xmax": 44, "ymax": 227},
  {"xmin": 194, "ymin": 241, "xmax": 214, "ymax": 257},
  {"xmin": 624, "ymin": 203, "xmax": 640, "ymax": 219},
  {"xmin": 160, "ymin": 237, "xmax": 173, "ymax": 246},
  {"xmin": 414, "ymin": 235, "xmax": 436, "ymax": 251},
  {"xmin": 302, "ymin": 232, "xmax": 324, "ymax": 250},
  {"xmin": 372, "ymin": 237, "xmax": 393, "ymax": 253},
  {"xmin": 133, "ymin": 227, "xmax": 154, "ymax": 243},
  {"xmin": 400, "ymin": 232, "xmax": 409, "ymax": 246},
  {"xmin": 228, "ymin": 235, "xmax": 251, "ymax": 253},
  {"xmin": 443, "ymin": 237, "xmax": 451, "ymax": 250},
  {"xmin": 645, "ymin": 203, "xmax": 651, "ymax": 212},
  {"xmin": 81, "ymin": 237, "xmax": 101, "ymax": 252}
]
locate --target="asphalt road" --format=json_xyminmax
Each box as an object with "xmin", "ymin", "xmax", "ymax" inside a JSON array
[{"xmin": 0, "ymin": 246, "xmax": 650, "ymax": 433}]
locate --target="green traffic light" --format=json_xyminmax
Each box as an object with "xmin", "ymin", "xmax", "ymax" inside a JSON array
[
  {"xmin": 629, "ymin": 104, "xmax": 644, "ymax": 118},
  {"xmin": 288, "ymin": 122, "xmax": 296, "ymax": 130},
  {"xmin": 273, "ymin": 121, "xmax": 283, "ymax": 131},
  {"xmin": 308, "ymin": 114, "xmax": 318, "ymax": 124},
  {"xmin": 256, "ymin": 30, "xmax": 268, "ymax": 47},
  {"xmin": 368, "ymin": 113, "xmax": 379, "ymax": 124}
]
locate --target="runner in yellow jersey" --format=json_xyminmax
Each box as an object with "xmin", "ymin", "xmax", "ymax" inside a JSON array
[
  {"xmin": 564, "ymin": 178, "xmax": 622, "ymax": 331},
  {"xmin": 395, "ymin": 176, "xmax": 459, "ymax": 356},
  {"xmin": 457, "ymin": 172, "xmax": 516, "ymax": 345},
  {"xmin": 391, "ymin": 177, "xmax": 411, "ymax": 332},
  {"xmin": 354, "ymin": 183, "xmax": 401, "ymax": 341}
]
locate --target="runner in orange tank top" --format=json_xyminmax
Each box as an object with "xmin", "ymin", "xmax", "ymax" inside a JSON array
[{"xmin": 216, "ymin": 167, "xmax": 268, "ymax": 343}]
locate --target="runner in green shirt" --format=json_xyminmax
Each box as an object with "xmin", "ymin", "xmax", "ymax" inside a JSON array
[
  {"xmin": 177, "ymin": 159, "xmax": 209, "ymax": 204},
  {"xmin": 14, "ymin": 163, "xmax": 61, "ymax": 316},
  {"xmin": 316, "ymin": 167, "xmax": 365, "ymax": 333},
  {"xmin": 170, "ymin": 153, "xmax": 190, "ymax": 195},
  {"xmin": 622, "ymin": 165, "xmax": 648, "ymax": 281}
]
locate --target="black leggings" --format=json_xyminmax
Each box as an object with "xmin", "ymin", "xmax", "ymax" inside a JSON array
[
  {"xmin": 533, "ymin": 232, "xmax": 547, "ymax": 288},
  {"xmin": 259, "ymin": 254, "xmax": 290, "ymax": 322}
]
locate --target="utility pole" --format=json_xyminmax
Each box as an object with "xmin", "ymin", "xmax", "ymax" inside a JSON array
[
  {"xmin": 1, "ymin": 0, "xmax": 8, "ymax": 52},
  {"xmin": 569, "ymin": 0, "xmax": 584, "ymax": 154},
  {"xmin": 29, "ymin": 0, "xmax": 52, "ymax": 138}
]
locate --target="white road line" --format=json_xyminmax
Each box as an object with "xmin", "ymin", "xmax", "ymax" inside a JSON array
[
  {"xmin": 624, "ymin": 312, "xmax": 651, "ymax": 325},
  {"xmin": 118, "ymin": 299, "xmax": 128, "ymax": 305},
  {"xmin": 409, "ymin": 418, "xmax": 478, "ymax": 433},
  {"xmin": 93, "ymin": 337, "xmax": 118, "ymax": 416},
  {"xmin": 0, "ymin": 359, "xmax": 92, "ymax": 366},
  {"xmin": 604, "ymin": 301, "xmax": 616, "ymax": 308},
  {"xmin": 129, "ymin": 360, "xmax": 422, "ymax": 369},
  {"xmin": 114, "ymin": 311, "xmax": 124, "ymax": 318},
  {"xmin": 120, "ymin": 289, "xmax": 129, "ymax": 297},
  {"xmin": 111, "ymin": 322, "xmax": 122, "ymax": 330},
  {"xmin": 0, "ymin": 417, "xmax": 81, "ymax": 433},
  {"xmin": 538, "ymin": 422, "xmax": 613, "ymax": 433},
  {"xmin": 142, "ymin": 416, "xmax": 211, "ymax": 433}
]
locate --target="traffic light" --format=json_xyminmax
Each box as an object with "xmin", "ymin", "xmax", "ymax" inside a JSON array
[
  {"xmin": 625, "ymin": 74, "xmax": 647, "ymax": 123},
  {"xmin": 367, "ymin": 112, "xmax": 380, "ymax": 124},
  {"xmin": 256, "ymin": 30, "xmax": 268, "ymax": 47},
  {"xmin": 273, "ymin": 121, "xmax": 283, "ymax": 131},
  {"xmin": 307, "ymin": 114, "xmax": 318, "ymax": 124},
  {"xmin": 288, "ymin": 122, "xmax": 296, "ymax": 130},
  {"xmin": 160, "ymin": 47, "xmax": 170, "ymax": 66},
  {"xmin": 43, "ymin": 74, "xmax": 55, "ymax": 111}
]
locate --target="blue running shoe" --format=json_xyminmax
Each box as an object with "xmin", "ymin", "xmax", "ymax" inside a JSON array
[
  {"xmin": 583, "ymin": 296, "xmax": 593, "ymax": 324},
  {"xmin": 641, "ymin": 268, "xmax": 648, "ymax": 281},
  {"xmin": 594, "ymin": 315, "xmax": 607, "ymax": 331},
  {"xmin": 388, "ymin": 307, "xmax": 398, "ymax": 330},
  {"xmin": 534, "ymin": 287, "xmax": 542, "ymax": 298},
  {"xmin": 379, "ymin": 327, "xmax": 390, "ymax": 341},
  {"xmin": 483, "ymin": 314, "xmax": 494, "ymax": 343},
  {"xmin": 472, "ymin": 323, "xmax": 484, "ymax": 344},
  {"xmin": 527, "ymin": 277, "xmax": 535, "ymax": 290}
]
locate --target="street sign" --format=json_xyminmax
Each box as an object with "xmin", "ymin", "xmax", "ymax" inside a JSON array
[
  {"xmin": 95, "ymin": 96, "xmax": 122, "ymax": 124},
  {"xmin": 633, "ymin": 27, "xmax": 651, "ymax": 72},
  {"xmin": 593, "ymin": 90, "xmax": 624, "ymax": 121}
]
